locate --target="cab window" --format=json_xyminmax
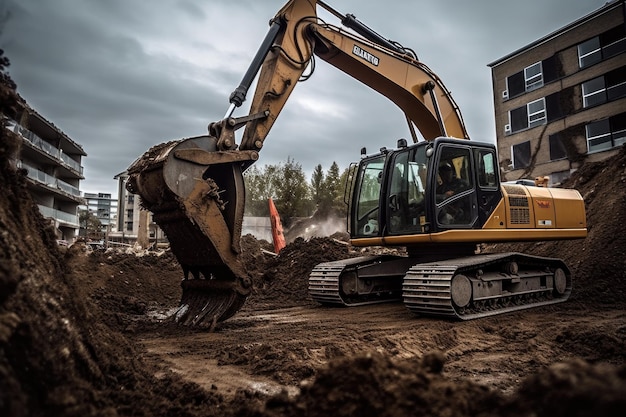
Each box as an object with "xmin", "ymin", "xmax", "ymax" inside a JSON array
[
  {"xmin": 353, "ymin": 156, "xmax": 384, "ymax": 236},
  {"xmin": 388, "ymin": 147, "xmax": 427, "ymax": 234},
  {"xmin": 435, "ymin": 147, "xmax": 475, "ymax": 227}
]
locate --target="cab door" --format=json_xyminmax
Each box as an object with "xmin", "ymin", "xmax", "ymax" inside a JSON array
[
  {"xmin": 430, "ymin": 143, "xmax": 478, "ymax": 230},
  {"xmin": 473, "ymin": 147, "xmax": 502, "ymax": 226}
]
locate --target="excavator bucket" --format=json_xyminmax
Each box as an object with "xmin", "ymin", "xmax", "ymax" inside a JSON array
[{"xmin": 127, "ymin": 135, "xmax": 255, "ymax": 326}]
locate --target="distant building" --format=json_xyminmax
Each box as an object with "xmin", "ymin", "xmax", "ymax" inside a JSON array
[
  {"xmin": 4, "ymin": 99, "xmax": 86, "ymax": 241},
  {"xmin": 110, "ymin": 171, "xmax": 166, "ymax": 247},
  {"xmin": 489, "ymin": 0, "xmax": 626, "ymax": 185},
  {"xmin": 83, "ymin": 192, "xmax": 117, "ymax": 228}
]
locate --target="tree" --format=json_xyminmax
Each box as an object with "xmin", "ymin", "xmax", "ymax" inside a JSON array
[
  {"xmin": 271, "ymin": 157, "xmax": 311, "ymax": 227},
  {"xmin": 244, "ymin": 164, "xmax": 279, "ymax": 216},
  {"xmin": 244, "ymin": 158, "xmax": 313, "ymax": 222},
  {"xmin": 310, "ymin": 164, "xmax": 324, "ymax": 206},
  {"xmin": 79, "ymin": 210, "xmax": 103, "ymax": 240},
  {"xmin": 315, "ymin": 161, "xmax": 343, "ymax": 216}
]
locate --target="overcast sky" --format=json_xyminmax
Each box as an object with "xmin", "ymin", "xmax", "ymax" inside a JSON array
[{"xmin": 0, "ymin": 0, "xmax": 605, "ymax": 197}]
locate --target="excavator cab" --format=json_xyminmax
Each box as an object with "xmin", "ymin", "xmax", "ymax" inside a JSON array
[{"xmin": 350, "ymin": 137, "xmax": 501, "ymax": 240}]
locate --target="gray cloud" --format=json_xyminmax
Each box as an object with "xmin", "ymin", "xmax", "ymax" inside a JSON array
[{"xmin": 0, "ymin": 0, "xmax": 605, "ymax": 195}]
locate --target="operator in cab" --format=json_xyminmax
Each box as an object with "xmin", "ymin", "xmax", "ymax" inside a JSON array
[{"xmin": 437, "ymin": 162, "xmax": 467, "ymax": 201}]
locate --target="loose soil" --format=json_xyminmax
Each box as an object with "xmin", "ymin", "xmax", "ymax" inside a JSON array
[{"xmin": 1, "ymin": 81, "xmax": 625, "ymax": 414}]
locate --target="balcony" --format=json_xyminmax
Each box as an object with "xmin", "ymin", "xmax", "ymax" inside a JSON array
[
  {"xmin": 5, "ymin": 119, "xmax": 84, "ymax": 175},
  {"xmin": 19, "ymin": 161, "xmax": 83, "ymax": 200},
  {"xmin": 38, "ymin": 205, "xmax": 79, "ymax": 227}
]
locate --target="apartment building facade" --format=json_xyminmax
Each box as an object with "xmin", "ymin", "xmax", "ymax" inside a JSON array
[
  {"xmin": 83, "ymin": 192, "xmax": 117, "ymax": 228},
  {"xmin": 110, "ymin": 171, "xmax": 166, "ymax": 247},
  {"xmin": 489, "ymin": 0, "xmax": 626, "ymax": 185},
  {"xmin": 5, "ymin": 99, "xmax": 86, "ymax": 241}
]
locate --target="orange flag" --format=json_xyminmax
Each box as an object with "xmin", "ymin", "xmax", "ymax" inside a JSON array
[{"xmin": 268, "ymin": 198, "xmax": 286, "ymax": 253}]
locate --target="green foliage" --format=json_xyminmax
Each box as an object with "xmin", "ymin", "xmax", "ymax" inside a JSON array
[
  {"xmin": 311, "ymin": 164, "xmax": 324, "ymax": 205},
  {"xmin": 313, "ymin": 161, "xmax": 349, "ymax": 217},
  {"xmin": 244, "ymin": 164, "xmax": 278, "ymax": 216},
  {"xmin": 79, "ymin": 210, "xmax": 103, "ymax": 239},
  {"xmin": 244, "ymin": 157, "xmax": 314, "ymax": 226},
  {"xmin": 271, "ymin": 157, "xmax": 311, "ymax": 227},
  {"xmin": 244, "ymin": 157, "xmax": 353, "ymax": 226}
]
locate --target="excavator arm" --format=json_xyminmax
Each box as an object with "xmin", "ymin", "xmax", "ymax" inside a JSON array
[
  {"xmin": 226, "ymin": 0, "xmax": 469, "ymax": 153},
  {"xmin": 127, "ymin": 0, "xmax": 469, "ymax": 326}
]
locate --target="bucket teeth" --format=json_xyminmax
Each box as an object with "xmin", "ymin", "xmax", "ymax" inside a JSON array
[{"xmin": 173, "ymin": 281, "xmax": 247, "ymax": 328}]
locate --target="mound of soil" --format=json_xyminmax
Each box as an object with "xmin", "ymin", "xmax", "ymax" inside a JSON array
[
  {"xmin": 488, "ymin": 145, "xmax": 626, "ymax": 304},
  {"xmin": 237, "ymin": 353, "xmax": 625, "ymax": 417},
  {"xmin": 0, "ymin": 129, "xmax": 227, "ymax": 416},
  {"xmin": 243, "ymin": 237, "xmax": 356, "ymax": 310}
]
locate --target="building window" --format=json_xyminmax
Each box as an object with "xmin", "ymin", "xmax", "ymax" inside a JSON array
[
  {"xmin": 581, "ymin": 67, "xmax": 626, "ymax": 108},
  {"xmin": 524, "ymin": 62, "xmax": 543, "ymax": 91},
  {"xmin": 578, "ymin": 25, "xmax": 626, "ymax": 69},
  {"xmin": 528, "ymin": 98, "xmax": 546, "ymax": 128},
  {"xmin": 548, "ymin": 134, "xmax": 567, "ymax": 161},
  {"xmin": 591, "ymin": 112, "xmax": 626, "ymax": 152},
  {"xmin": 512, "ymin": 141, "xmax": 531, "ymax": 170},
  {"xmin": 578, "ymin": 37, "xmax": 602, "ymax": 68},
  {"xmin": 606, "ymin": 66, "xmax": 626, "ymax": 101},
  {"xmin": 503, "ymin": 55, "xmax": 561, "ymax": 101},
  {"xmin": 545, "ymin": 87, "xmax": 575, "ymax": 122},
  {"xmin": 612, "ymin": 112, "xmax": 626, "ymax": 147},
  {"xmin": 582, "ymin": 76, "xmax": 607, "ymax": 107},
  {"xmin": 508, "ymin": 98, "xmax": 547, "ymax": 134},
  {"xmin": 586, "ymin": 119, "xmax": 611, "ymax": 153},
  {"xmin": 602, "ymin": 25, "xmax": 626, "ymax": 60}
]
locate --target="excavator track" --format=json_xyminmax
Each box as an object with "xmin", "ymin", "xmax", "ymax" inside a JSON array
[
  {"xmin": 309, "ymin": 255, "xmax": 415, "ymax": 306},
  {"xmin": 402, "ymin": 253, "xmax": 572, "ymax": 320}
]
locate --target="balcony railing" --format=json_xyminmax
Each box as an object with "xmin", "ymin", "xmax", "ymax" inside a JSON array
[
  {"xmin": 19, "ymin": 161, "xmax": 82, "ymax": 197},
  {"xmin": 38, "ymin": 205, "xmax": 79, "ymax": 227},
  {"xmin": 5, "ymin": 119, "xmax": 84, "ymax": 174}
]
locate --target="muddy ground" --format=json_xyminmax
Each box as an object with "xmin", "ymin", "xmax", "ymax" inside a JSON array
[{"xmin": 2, "ymin": 93, "xmax": 626, "ymax": 414}]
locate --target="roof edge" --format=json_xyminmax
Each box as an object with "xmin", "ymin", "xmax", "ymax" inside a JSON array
[{"xmin": 488, "ymin": 0, "xmax": 623, "ymax": 67}]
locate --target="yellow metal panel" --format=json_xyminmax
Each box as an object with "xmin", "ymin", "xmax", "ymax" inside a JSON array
[
  {"xmin": 501, "ymin": 184, "xmax": 535, "ymax": 229},
  {"xmin": 527, "ymin": 187, "xmax": 556, "ymax": 229},
  {"xmin": 550, "ymin": 188, "xmax": 587, "ymax": 229},
  {"xmin": 427, "ymin": 228, "xmax": 587, "ymax": 243},
  {"xmin": 350, "ymin": 237, "xmax": 385, "ymax": 247},
  {"xmin": 482, "ymin": 199, "xmax": 508, "ymax": 229},
  {"xmin": 383, "ymin": 234, "xmax": 433, "ymax": 246}
]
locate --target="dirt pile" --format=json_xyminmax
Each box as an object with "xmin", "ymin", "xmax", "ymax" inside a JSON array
[
  {"xmin": 243, "ymin": 236, "xmax": 356, "ymax": 310},
  {"xmin": 488, "ymin": 145, "xmax": 626, "ymax": 304},
  {"xmin": 237, "ymin": 353, "xmax": 625, "ymax": 417},
  {"xmin": 63, "ymin": 245, "xmax": 182, "ymax": 333},
  {"xmin": 1, "ymin": 119, "xmax": 225, "ymax": 415}
]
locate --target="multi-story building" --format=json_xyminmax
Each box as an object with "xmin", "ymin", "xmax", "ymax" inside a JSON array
[
  {"xmin": 110, "ymin": 171, "xmax": 167, "ymax": 247},
  {"xmin": 489, "ymin": 0, "xmax": 626, "ymax": 185},
  {"xmin": 5, "ymin": 99, "xmax": 86, "ymax": 241},
  {"xmin": 83, "ymin": 192, "xmax": 117, "ymax": 229}
]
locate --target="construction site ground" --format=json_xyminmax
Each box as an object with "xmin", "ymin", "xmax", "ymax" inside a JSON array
[{"xmin": 2, "ymin": 123, "xmax": 626, "ymax": 416}]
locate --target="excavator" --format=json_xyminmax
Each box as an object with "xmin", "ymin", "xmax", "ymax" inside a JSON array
[{"xmin": 127, "ymin": 0, "xmax": 587, "ymax": 326}]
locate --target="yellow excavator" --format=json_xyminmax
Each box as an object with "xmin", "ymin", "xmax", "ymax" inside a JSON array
[{"xmin": 127, "ymin": 0, "xmax": 586, "ymax": 325}]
